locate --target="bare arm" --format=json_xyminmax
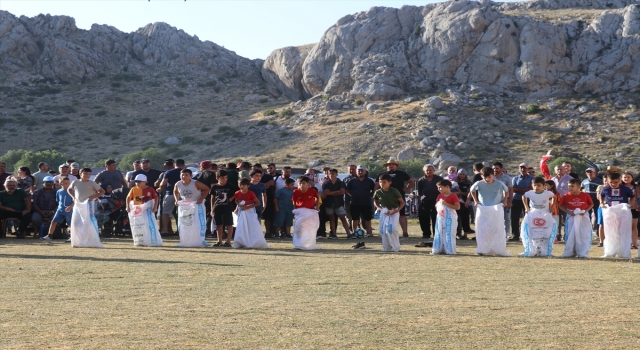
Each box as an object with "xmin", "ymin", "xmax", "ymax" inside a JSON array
[
  {"xmin": 195, "ymin": 181, "xmax": 210, "ymax": 204},
  {"xmin": 405, "ymin": 178, "xmax": 414, "ymax": 194}
]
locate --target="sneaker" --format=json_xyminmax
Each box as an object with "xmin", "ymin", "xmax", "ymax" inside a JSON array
[
  {"xmin": 328, "ymin": 234, "xmax": 338, "ymax": 239},
  {"xmin": 40, "ymin": 235, "xmax": 53, "ymax": 243},
  {"xmin": 402, "ymin": 233, "xmax": 409, "ymax": 238},
  {"xmin": 508, "ymin": 237, "xmax": 520, "ymax": 242},
  {"xmin": 316, "ymin": 235, "xmax": 325, "ymax": 239},
  {"xmin": 465, "ymin": 229, "xmax": 476, "ymax": 234},
  {"xmin": 65, "ymin": 238, "xmax": 71, "ymax": 243},
  {"xmin": 347, "ymin": 234, "xmax": 357, "ymax": 239},
  {"xmin": 352, "ymin": 242, "xmax": 365, "ymax": 249},
  {"xmin": 282, "ymin": 233, "xmax": 293, "ymax": 239}
]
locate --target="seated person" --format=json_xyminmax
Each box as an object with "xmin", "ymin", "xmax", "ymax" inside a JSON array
[
  {"xmin": 31, "ymin": 176, "xmax": 58, "ymax": 228},
  {"xmin": 0, "ymin": 177, "xmax": 32, "ymax": 238}
]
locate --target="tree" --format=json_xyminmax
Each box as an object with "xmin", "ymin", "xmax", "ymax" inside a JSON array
[
  {"xmin": 13, "ymin": 150, "xmax": 69, "ymax": 174},
  {"xmin": 0, "ymin": 149, "xmax": 29, "ymax": 172},
  {"xmin": 119, "ymin": 147, "xmax": 166, "ymax": 171},
  {"xmin": 547, "ymin": 157, "xmax": 587, "ymax": 177}
]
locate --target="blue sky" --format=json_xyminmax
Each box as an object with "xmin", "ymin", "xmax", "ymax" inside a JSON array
[{"xmin": 0, "ymin": 0, "xmax": 466, "ymax": 59}]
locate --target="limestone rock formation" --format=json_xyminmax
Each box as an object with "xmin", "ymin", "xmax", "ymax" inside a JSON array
[
  {"xmin": 264, "ymin": 0, "xmax": 640, "ymax": 100},
  {"xmin": 0, "ymin": 11, "xmax": 263, "ymax": 83},
  {"xmin": 261, "ymin": 44, "xmax": 313, "ymax": 100}
]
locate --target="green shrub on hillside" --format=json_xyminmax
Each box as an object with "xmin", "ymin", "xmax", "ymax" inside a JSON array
[
  {"xmin": 119, "ymin": 147, "xmax": 166, "ymax": 171},
  {"xmin": 547, "ymin": 157, "xmax": 588, "ymax": 176},
  {"xmin": 526, "ymin": 104, "xmax": 541, "ymax": 114}
]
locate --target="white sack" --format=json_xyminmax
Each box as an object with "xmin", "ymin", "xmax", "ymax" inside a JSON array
[
  {"xmin": 475, "ymin": 204, "xmax": 510, "ymax": 256},
  {"xmin": 602, "ymin": 204, "xmax": 632, "ymax": 259},
  {"xmin": 378, "ymin": 208, "xmax": 400, "ymax": 252},
  {"xmin": 70, "ymin": 199, "xmax": 104, "ymax": 248},
  {"xmin": 292, "ymin": 208, "xmax": 321, "ymax": 250},
  {"xmin": 432, "ymin": 202, "xmax": 457, "ymax": 255},
  {"xmin": 521, "ymin": 208, "xmax": 556, "ymax": 257},
  {"xmin": 128, "ymin": 199, "xmax": 163, "ymax": 247},
  {"xmin": 177, "ymin": 201, "xmax": 209, "ymax": 247},
  {"xmin": 233, "ymin": 203, "xmax": 270, "ymax": 249},
  {"xmin": 562, "ymin": 209, "xmax": 592, "ymax": 258}
]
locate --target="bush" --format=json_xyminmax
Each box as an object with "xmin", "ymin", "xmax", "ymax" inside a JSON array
[
  {"xmin": 119, "ymin": 147, "xmax": 166, "ymax": 171},
  {"xmin": 547, "ymin": 157, "xmax": 588, "ymax": 177},
  {"xmin": 256, "ymin": 120, "xmax": 268, "ymax": 126},
  {"xmin": 111, "ymin": 82, "xmax": 122, "ymax": 88},
  {"xmin": 263, "ymin": 109, "xmax": 276, "ymax": 116},
  {"xmin": 526, "ymin": 104, "xmax": 541, "ymax": 114},
  {"xmin": 358, "ymin": 158, "xmax": 427, "ymax": 179},
  {"xmin": 278, "ymin": 109, "xmax": 294, "ymax": 118},
  {"xmin": 112, "ymin": 73, "xmax": 142, "ymax": 82},
  {"xmin": 0, "ymin": 149, "xmax": 29, "ymax": 172},
  {"xmin": 95, "ymin": 110, "xmax": 107, "ymax": 117},
  {"xmin": 354, "ymin": 99, "xmax": 364, "ymax": 106},
  {"xmin": 173, "ymin": 90, "xmax": 185, "ymax": 97},
  {"xmin": 322, "ymin": 95, "xmax": 331, "ymax": 101}
]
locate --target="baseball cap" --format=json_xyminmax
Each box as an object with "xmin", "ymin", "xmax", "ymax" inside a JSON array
[
  {"xmin": 519, "ymin": 162, "xmax": 528, "ymax": 167},
  {"xmin": 356, "ymin": 165, "xmax": 366, "ymax": 171},
  {"xmin": 71, "ymin": 162, "xmax": 80, "ymax": 169},
  {"xmin": 141, "ymin": 158, "xmax": 150, "ymax": 163},
  {"xmin": 43, "ymin": 176, "xmax": 54, "ymax": 182},
  {"xmin": 59, "ymin": 164, "xmax": 69, "ymax": 169},
  {"xmin": 586, "ymin": 167, "xmax": 596, "ymax": 172},
  {"xmin": 200, "ymin": 161, "xmax": 212, "ymax": 168},
  {"xmin": 134, "ymin": 174, "xmax": 147, "ymax": 182}
]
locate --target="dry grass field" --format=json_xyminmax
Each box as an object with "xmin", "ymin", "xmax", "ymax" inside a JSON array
[{"xmin": 2, "ymin": 222, "xmax": 640, "ymax": 349}]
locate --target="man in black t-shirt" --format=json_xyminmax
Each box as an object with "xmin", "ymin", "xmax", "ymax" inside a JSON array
[
  {"xmin": 416, "ymin": 164, "xmax": 443, "ymax": 238},
  {"xmin": 130, "ymin": 158, "xmax": 163, "ymax": 188},
  {"xmin": 195, "ymin": 161, "xmax": 218, "ymax": 236},
  {"xmin": 261, "ymin": 163, "xmax": 278, "ymax": 237},
  {"xmin": 159, "ymin": 159, "xmax": 185, "ymax": 234},
  {"xmin": 375, "ymin": 158, "xmax": 413, "ymax": 237},
  {"xmin": 210, "ymin": 169, "xmax": 240, "ymax": 246},
  {"xmin": 322, "ymin": 169, "xmax": 353, "ymax": 239}
]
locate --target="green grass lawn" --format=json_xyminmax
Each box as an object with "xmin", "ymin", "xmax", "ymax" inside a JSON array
[{"xmin": 1, "ymin": 227, "xmax": 639, "ymax": 349}]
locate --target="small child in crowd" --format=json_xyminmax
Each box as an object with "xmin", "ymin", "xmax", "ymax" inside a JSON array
[
  {"xmin": 41, "ymin": 177, "xmax": 72, "ymax": 243},
  {"xmin": 559, "ymin": 179, "xmax": 594, "ymax": 258},
  {"xmin": 432, "ymin": 179, "xmax": 460, "ymax": 255},
  {"xmin": 273, "ymin": 178, "xmax": 295, "ymax": 239},
  {"xmin": 232, "ymin": 178, "xmax": 269, "ymax": 249},
  {"xmin": 521, "ymin": 177, "xmax": 556, "ymax": 256},
  {"xmin": 544, "ymin": 180, "xmax": 562, "ymax": 243},
  {"xmin": 210, "ymin": 170, "xmax": 239, "ymax": 247},
  {"xmin": 373, "ymin": 174, "xmax": 404, "ymax": 252},
  {"xmin": 291, "ymin": 176, "xmax": 321, "ymax": 250}
]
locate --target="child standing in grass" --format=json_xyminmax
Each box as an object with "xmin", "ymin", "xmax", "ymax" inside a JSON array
[
  {"xmin": 469, "ymin": 167, "xmax": 510, "ymax": 256},
  {"xmin": 41, "ymin": 177, "xmax": 73, "ymax": 243},
  {"xmin": 210, "ymin": 170, "xmax": 239, "ymax": 247},
  {"xmin": 544, "ymin": 180, "xmax": 562, "ymax": 243},
  {"xmin": 521, "ymin": 177, "xmax": 556, "ymax": 257},
  {"xmin": 432, "ymin": 179, "xmax": 460, "ymax": 255},
  {"xmin": 291, "ymin": 176, "xmax": 320, "ymax": 250},
  {"xmin": 560, "ymin": 179, "xmax": 594, "ymax": 258},
  {"xmin": 373, "ymin": 174, "xmax": 404, "ymax": 252},
  {"xmin": 273, "ymin": 178, "xmax": 295, "ymax": 239},
  {"xmin": 232, "ymin": 178, "xmax": 269, "ymax": 249}
]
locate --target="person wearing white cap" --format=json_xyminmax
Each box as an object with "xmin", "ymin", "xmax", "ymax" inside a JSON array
[
  {"xmin": 53, "ymin": 164, "xmax": 77, "ymax": 186},
  {"xmin": 126, "ymin": 174, "xmax": 159, "ymax": 214},
  {"xmin": 510, "ymin": 162, "xmax": 534, "ymax": 241},
  {"xmin": 70, "ymin": 162, "xmax": 81, "ymax": 178}
]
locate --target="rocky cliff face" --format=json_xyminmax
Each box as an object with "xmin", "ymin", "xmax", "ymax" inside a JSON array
[
  {"xmin": 263, "ymin": 0, "xmax": 640, "ymax": 100},
  {"xmin": 0, "ymin": 11, "xmax": 263, "ymax": 83}
]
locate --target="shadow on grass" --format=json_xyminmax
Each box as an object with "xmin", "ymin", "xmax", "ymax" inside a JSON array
[{"xmin": 0, "ymin": 253, "xmax": 242, "ymax": 267}]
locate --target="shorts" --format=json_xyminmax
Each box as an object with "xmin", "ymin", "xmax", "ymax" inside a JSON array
[
  {"xmin": 213, "ymin": 207, "xmax": 234, "ymax": 227},
  {"xmin": 326, "ymin": 205, "xmax": 347, "ymax": 215},
  {"xmin": 162, "ymin": 194, "xmax": 176, "ymax": 215},
  {"xmin": 350, "ymin": 204, "xmax": 373, "ymax": 221},
  {"xmin": 52, "ymin": 209, "xmax": 72, "ymax": 224},
  {"xmin": 273, "ymin": 209, "xmax": 293, "ymax": 227},
  {"xmin": 632, "ymin": 210, "xmax": 639, "ymax": 219},
  {"xmin": 597, "ymin": 207, "xmax": 603, "ymax": 225}
]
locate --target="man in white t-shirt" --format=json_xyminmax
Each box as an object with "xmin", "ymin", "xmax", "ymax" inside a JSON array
[{"xmin": 53, "ymin": 164, "xmax": 77, "ymax": 187}]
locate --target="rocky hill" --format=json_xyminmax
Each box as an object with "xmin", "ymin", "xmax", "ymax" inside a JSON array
[{"xmin": 1, "ymin": 1, "xmax": 640, "ymax": 172}]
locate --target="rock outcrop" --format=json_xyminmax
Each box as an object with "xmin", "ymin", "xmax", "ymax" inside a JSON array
[
  {"xmin": 264, "ymin": 0, "xmax": 640, "ymax": 100},
  {"xmin": 0, "ymin": 11, "xmax": 263, "ymax": 83}
]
